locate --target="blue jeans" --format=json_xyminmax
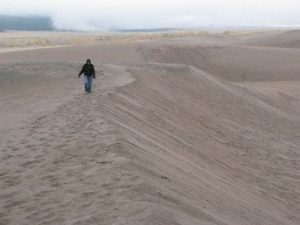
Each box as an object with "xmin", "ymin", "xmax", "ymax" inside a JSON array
[{"xmin": 84, "ymin": 75, "xmax": 93, "ymax": 93}]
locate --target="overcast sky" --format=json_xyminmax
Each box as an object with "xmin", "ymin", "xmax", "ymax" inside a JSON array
[{"xmin": 0, "ymin": 0, "xmax": 299, "ymax": 30}]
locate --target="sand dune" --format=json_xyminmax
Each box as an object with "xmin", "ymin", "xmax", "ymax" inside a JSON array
[
  {"xmin": 243, "ymin": 29, "xmax": 300, "ymax": 48},
  {"xmin": 0, "ymin": 31, "xmax": 299, "ymax": 225}
]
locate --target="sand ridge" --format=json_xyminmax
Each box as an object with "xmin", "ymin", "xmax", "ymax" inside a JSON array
[{"xmin": 243, "ymin": 29, "xmax": 300, "ymax": 48}]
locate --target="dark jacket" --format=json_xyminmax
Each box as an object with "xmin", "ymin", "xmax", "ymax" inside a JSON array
[{"xmin": 79, "ymin": 63, "xmax": 95, "ymax": 77}]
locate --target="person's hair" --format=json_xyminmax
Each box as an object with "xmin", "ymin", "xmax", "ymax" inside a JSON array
[{"xmin": 86, "ymin": 59, "xmax": 91, "ymax": 64}]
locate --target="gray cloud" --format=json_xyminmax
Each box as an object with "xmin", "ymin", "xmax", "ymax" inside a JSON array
[{"xmin": 0, "ymin": 0, "xmax": 299, "ymax": 30}]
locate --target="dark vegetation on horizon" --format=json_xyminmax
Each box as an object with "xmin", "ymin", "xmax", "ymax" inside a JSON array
[{"xmin": 0, "ymin": 15, "xmax": 54, "ymax": 31}]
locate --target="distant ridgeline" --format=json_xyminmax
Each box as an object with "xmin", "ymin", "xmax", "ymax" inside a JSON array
[
  {"xmin": 115, "ymin": 28, "xmax": 181, "ymax": 32},
  {"xmin": 0, "ymin": 15, "xmax": 54, "ymax": 31}
]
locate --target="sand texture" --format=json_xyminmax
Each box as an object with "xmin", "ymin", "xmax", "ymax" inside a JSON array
[{"xmin": 0, "ymin": 30, "xmax": 299, "ymax": 225}]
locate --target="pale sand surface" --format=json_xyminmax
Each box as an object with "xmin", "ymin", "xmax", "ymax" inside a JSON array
[
  {"xmin": 0, "ymin": 30, "xmax": 299, "ymax": 225},
  {"xmin": 0, "ymin": 46, "xmax": 64, "ymax": 54}
]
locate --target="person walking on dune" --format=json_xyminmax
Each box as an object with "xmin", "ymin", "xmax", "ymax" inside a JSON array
[{"xmin": 78, "ymin": 59, "xmax": 96, "ymax": 94}]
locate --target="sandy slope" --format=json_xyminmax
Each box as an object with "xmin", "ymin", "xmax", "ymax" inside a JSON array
[
  {"xmin": 0, "ymin": 31, "xmax": 300, "ymax": 225},
  {"xmin": 243, "ymin": 29, "xmax": 300, "ymax": 48}
]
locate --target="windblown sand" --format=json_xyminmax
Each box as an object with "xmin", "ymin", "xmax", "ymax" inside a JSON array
[{"xmin": 0, "ymin": 30, "xmax": 299, "ymax": 225}]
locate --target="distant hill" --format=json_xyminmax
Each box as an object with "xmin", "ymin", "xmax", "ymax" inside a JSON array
[
  {"xmin": 115, "ymin": 28, "xmax": 181, "ymax": 33},
  {"xmin": 0, "ymin": 15, "xmax": 54, "ymax": 31}
]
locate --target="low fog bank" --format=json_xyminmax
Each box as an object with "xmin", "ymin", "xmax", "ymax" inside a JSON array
[
  {"xmin": 1, "ymin": 0, "xmax": 300, "ymax": 31},
  {"xmin": 1, "ymin": 14, "xmax": 300, "ymax": 32}
]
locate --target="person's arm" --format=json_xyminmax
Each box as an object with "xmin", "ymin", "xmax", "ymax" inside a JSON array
[
  {"xmin": 78, "ymin": 65, "xmax": 84, "ymax": 78},
  {"xmin": 92, "ymin": 65, "xmax": 96, "ymax": 79}
]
